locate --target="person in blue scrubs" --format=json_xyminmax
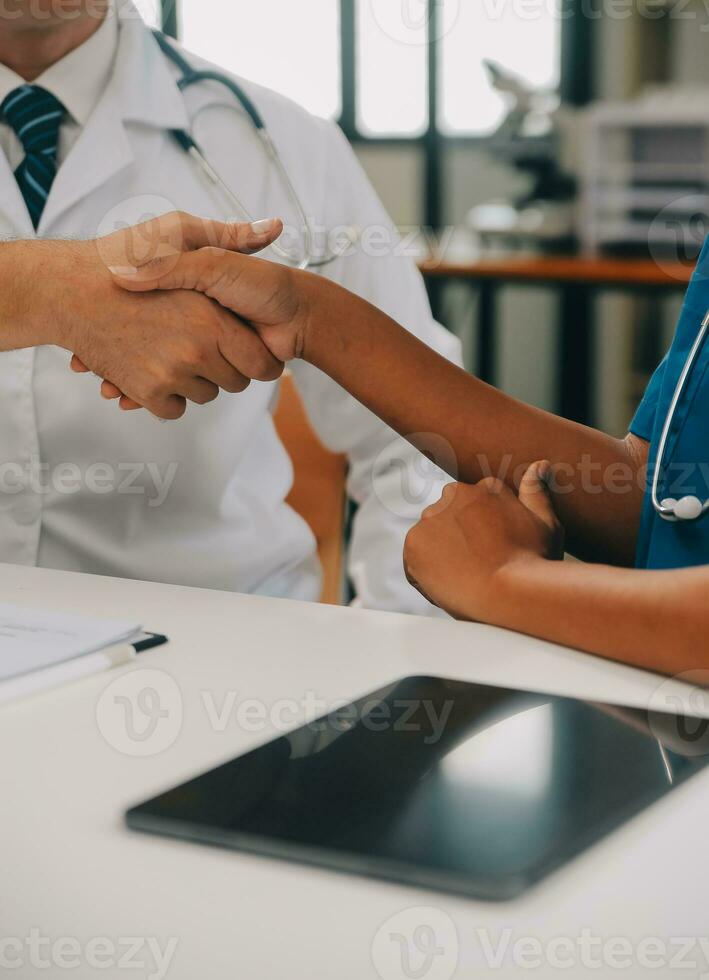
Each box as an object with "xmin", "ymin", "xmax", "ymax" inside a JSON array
[
  {"xmin": 632, "ymin": 240, "xmax": 709, "ymax": 573},
  {"xmin": 93, "ymin": 214, "xmax": 709, "ymax": 675}
]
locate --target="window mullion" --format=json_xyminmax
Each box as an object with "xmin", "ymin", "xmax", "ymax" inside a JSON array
[
  {"xmin": 425, "ymin": 0, "xmax": 442, "ymax": 229},
  {"xmin": 161, "ymin": 0, "xmax": 179, "ymax": 37},
  {"xmin": 340, "ymin": 0, "xmax": 357, "ymax": 138}
]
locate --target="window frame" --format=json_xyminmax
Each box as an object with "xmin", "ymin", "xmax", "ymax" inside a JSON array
[{"xmin": 160, "ymin": 0, "xmax": 592, "ymax": 227}]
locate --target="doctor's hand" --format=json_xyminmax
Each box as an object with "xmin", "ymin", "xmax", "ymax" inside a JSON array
[
  {"xmin": 403, "ymin": 463, "xmax": 565, "ymax": 622},
  {"xmin": 65, "ymin": 212, "xmax": 286, "ymax": 418},
  {"xmin": 107, "ymin": 239, "xmax": 312, "ymax": 364}
]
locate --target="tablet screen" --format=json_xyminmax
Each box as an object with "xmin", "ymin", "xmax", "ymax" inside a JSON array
[{"xmin": 126, "ymin": 676, "xmax": 709, "ymax": 900}]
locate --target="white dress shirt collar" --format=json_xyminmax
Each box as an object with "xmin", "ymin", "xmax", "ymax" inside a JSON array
[{"xmin": 0, "ymin": 8, "xmax": 118, "ymax": 125}]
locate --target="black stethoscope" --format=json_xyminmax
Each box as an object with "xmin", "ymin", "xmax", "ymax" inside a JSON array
[{"xmin": 152, "ymin": 30, "xmax": 356, "ymax": 270}]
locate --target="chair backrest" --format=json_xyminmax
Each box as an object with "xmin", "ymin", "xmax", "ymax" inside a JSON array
[{"xmin": 273, "ymin": 374, "xmax": 348, "ymax": 605}]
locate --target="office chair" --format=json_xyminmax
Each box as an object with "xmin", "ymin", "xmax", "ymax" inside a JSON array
[{"xmin": 274, "ymin": 374, "xmax": 348, "ymax": 605}]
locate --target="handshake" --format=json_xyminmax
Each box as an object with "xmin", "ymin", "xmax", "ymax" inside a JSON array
[{"xmin": 19, "ymin": 212, "xmax": 317, "ymax": 419}]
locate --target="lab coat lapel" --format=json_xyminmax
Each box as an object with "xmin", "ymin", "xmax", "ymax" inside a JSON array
[
  {"xmin": 39, "ymin": 6, "xmax": 189, "ymax": 233},
  {"xmin": 37, "ymin": 95, "xmax": 134, "ymax": 233}
]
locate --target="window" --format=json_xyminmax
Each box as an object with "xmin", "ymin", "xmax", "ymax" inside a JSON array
[
  {"xmin": 179, "ymin": 0, "xmax": 341, "ymax": 120},
  {"xmin": 169, "ymin": 0, "xmax": 561, "ymax": 139},
  {"xmin": 356, "ymin": 0, "xmax": 428, "ymax": 137},
  {"xmin": 439, "ymin": 0, "xmax": 561, "ymax": 135}
]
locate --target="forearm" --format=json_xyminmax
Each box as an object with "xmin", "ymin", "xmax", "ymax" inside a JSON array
[
  {"xmin": 301, "ymin": 276, "xmax": 644, "ymax": 565},
  {"xmin": 491, "ymin": 559, "xmax": 709, "ymax": 674},
  {"xmin": 0, "ymin": 240, "xmax": 75, "ymax": 350}
]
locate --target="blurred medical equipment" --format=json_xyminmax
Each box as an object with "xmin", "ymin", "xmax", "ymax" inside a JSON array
[
  {"xmin": 467, "ymin": 61, "xmax": 576, "ymax": 250},
  {"xmin": 652, "ymin": 310, "xmax": 709, "ymax": 523},
  {"xmin": 153, "ymin": 31, "xmax": 358, "ymax": 270},
  {"xmin": 581, "ymin": 88, "xmax": 709, "ymax": 257}
]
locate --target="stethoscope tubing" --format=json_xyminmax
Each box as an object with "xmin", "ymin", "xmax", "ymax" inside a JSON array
[
  {"xmin": 152, "ymin": 30, "xmax": 350, "ymax": 271},
  {"xmin": 651, "ymin": 310, "xmax": 709, "ymax": 523}
]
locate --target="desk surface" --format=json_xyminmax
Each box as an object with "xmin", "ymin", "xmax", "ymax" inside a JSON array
[
  {"xmin": 2, "ymin": 564, "xmax": 707, "ymax": 979},
  {"xmin": 420, "ymin": 253, "xmax": 693, "ymax": 288}
]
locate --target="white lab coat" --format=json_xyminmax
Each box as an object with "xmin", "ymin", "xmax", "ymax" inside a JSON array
[{"xmin": 0, "ymin": 3, "xmax": 461, "ymax": 612}]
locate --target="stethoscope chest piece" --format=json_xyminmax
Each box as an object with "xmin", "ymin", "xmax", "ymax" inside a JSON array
[
  {"xmin": 652, "ymin": 310, "xmax": 709, "ymax": 523},
  {"xmin": 658, "ymin": 496, "xmax": 706, "ymax": 523}
]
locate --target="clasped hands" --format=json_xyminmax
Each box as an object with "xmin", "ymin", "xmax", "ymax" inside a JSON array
[
  {"xmin": 66, "ymin": 211, "xmax": 293, "ymax": 419},
  {"xmin": 66, "ymin": 211, "xmax": 564, "ymax": 623}
]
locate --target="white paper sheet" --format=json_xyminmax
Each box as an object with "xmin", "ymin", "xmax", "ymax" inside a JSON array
[{"xmin": 0, "ymin": 604, "xmax": 141, "ymax": 681}]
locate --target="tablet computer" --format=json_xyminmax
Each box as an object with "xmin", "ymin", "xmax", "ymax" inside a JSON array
[{"xmin": 126, "ymin": 676, "xmax": 709, "ymax": 901}]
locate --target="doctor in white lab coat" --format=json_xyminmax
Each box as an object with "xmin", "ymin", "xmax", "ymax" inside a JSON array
[{"xmin": 0, "ymin": 0, "xmax": 460, "ymax": 611}]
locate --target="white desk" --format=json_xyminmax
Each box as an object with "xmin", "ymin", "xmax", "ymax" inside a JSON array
[{"xmin": 1, "ymin": 563, "xmax": 708, "ymax": 979}]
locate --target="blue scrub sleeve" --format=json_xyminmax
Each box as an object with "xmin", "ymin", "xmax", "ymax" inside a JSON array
[
  {"xmin": 629, "ymin": 355, "xmax": 667, "ymax": 442},
  {"xmin": 630, "ymin": 236, "xmax": 709, "ymax": 442}
]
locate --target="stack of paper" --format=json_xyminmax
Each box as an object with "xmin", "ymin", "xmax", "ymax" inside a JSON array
[{"xmin": 0, "ymin": 604, "xmax": 141, "ymax": 683}]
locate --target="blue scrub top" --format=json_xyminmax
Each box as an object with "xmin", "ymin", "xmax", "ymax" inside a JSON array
[{"xmin": 631, "ymin": 239, "xmax": 709, "ymax": 570}]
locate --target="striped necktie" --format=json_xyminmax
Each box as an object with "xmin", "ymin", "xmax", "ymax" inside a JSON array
[{"xmin": 1, "ymin": 85, "xmax": 65, "ymax": 229}]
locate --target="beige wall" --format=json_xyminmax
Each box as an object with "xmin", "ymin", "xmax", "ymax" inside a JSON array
[{"xmin": 354, "ymin": 140, "xmax": 561, "ymax": 413}]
